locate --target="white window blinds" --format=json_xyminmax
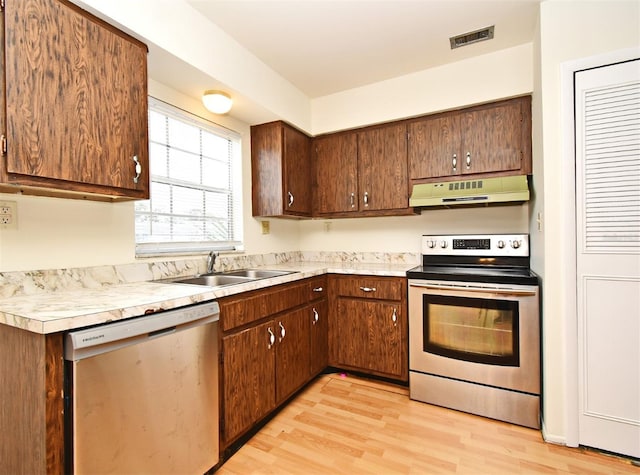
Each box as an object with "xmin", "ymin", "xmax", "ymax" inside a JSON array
[{"xmin": 135, "ymin": 98, "xmax": 242, "ymax": 255}]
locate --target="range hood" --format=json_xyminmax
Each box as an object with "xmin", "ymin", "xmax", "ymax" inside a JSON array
[{"xmin": 409, "ymin": 175, "xmax": 530, "ymax": 208}]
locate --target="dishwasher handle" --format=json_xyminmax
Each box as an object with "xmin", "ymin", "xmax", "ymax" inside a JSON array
[{"xmin": 65, "ymin": 300, "xmax": 219, "ymax": 362}]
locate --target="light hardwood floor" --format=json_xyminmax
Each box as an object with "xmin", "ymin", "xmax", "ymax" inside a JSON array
[{"xmin": 217, "ymin": 373, "xmax": 639, "ymax": 474}]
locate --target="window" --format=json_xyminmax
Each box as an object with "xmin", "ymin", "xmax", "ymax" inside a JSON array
[{"xmin": 135, "ymin": 98, "xmax": 242, "ymax": 255}]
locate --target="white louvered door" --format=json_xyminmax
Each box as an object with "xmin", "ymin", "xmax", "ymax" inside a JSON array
[{"xmin": 575, "ymin": 59, "xmax": 640, "ymax": 458}]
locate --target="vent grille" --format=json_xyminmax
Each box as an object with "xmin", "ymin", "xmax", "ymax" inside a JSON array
[
  {"xmin": 583, "ymin": 81, "xmax": 640, "ymax": 251},
  {"xmin": 450, "ymin": 26, "xmax": 495, "ymax": 49}
]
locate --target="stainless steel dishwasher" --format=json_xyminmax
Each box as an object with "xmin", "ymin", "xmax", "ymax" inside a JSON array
[{"xmin": 64, "ymin": 300, "xmax": 219, "ymax": 474}]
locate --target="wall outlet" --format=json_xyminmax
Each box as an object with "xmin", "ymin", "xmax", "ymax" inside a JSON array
[
  {"xmin": 0, "ymin": 200, "xmax": 17, "ymax": 230},
  {"xmin": 261, "ymin": 220, "xmax": 270, "ymax": 235}
]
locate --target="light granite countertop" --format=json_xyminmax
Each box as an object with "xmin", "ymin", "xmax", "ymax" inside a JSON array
[{"xmin": 0, "ymin": 258, "xmax": 416, "ymax": 335}]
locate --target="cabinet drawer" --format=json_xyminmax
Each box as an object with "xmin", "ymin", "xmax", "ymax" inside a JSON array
[
  {"xmin": 335, "ymin": 276, "xmax": 404, "ymax": 301},
  {"xmin": 304, "ymin": 276, "xmax": 327, "ymax": 301},
  {"xmin": 220, "ymin": 277, "xmax": 323, "ymax": 332}
]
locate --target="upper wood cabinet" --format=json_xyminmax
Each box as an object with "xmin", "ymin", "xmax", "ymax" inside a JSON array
[
  {"xmin": 408, "ymin": 96, "xmax": 532, "ymax": 181},
  {"xmin": 0, "ymin": 0, "xmax": 149, "ymax": 201},
  {"xmin": 251, "ymin": 121, "xmax": 312, "ymax": 217},
  {"xmin": 313, "ymin": 131, "xmax": 358, "ymax": 215},
  {"xmin": 313, "ymin": 123, "xmax": 413, "ymax": 217}
]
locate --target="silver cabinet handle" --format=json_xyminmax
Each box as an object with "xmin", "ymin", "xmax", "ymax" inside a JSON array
[
  {"xmin": 279, "ymin": 322, "xmax": 286, "ymax": 342},
  {"xmin": 392, "ymin": 308, "xmax": 397, "ymax": 327},
  {"xmin": 452, "ymin": 153, "xmax": 457, "ymax": 171},
  {"xmin": 363, "ymin": 191, "xmax": 369, "ymax": 207},
  {"xmin": 312, "ymin": 287, "xmax": 324, "ymax": 292},
  {"xmin": 359, "ymin": 286, "xmax": 376, "ymax": 292},
  {"xmin": 267, "ymin": 327, "xmax": 275, "ymax": 349},
  {"xmin": 350, "ymin": 192, "xmax": 355, "ymax": 208},
  {"xmin": 132, "ymin": 155, "xmax": 142, "ymax": 184},
  {"xmin": 312, "ymin": 307, "xmax": 319, "ymax": 325},
  {"xmin": 288, "ymin": 191, "xmax": 294, "ymax": 207},
  {"xmin": 466, "ymin": 152, "xmax": 471, "ymax": 169}
]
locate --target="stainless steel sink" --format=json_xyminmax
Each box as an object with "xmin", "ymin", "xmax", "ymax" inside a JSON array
[
  {"xmin": 223, "ymin": 269, "xmax": 293, "ymax": 279},
  {"xmin": 172, "ymin": 274, "xmax": 254, "ymax": 287},
  {"xmin": 162, "ymin": 269, "xmax": 294, "ymax": 288}
]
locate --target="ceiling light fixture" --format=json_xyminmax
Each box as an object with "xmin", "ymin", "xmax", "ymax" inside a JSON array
[{"xmin": 202, "ymin": 90, "xmax": 233, "ymax": 114}]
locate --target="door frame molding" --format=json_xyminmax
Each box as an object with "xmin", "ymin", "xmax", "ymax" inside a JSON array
[{"xmin": 560, "ymin": 46, "xmax": 640, "ymax": 448}]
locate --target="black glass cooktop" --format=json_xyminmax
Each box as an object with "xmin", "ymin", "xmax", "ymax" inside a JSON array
[{"xmin": 406, "ymin": 264, "xmax": 539, "ymax": 286}]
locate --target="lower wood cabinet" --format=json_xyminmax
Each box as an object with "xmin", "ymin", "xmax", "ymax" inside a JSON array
[
  {"xmin": 219, "ymin": 276, "xmax": 328, "ymax": 448},
  {"xmin": 0, "ymin": 325, "xmax": 64, "ymax": 475},
  {"xmin": 329, "ymin": 275, "xmax": 408, "ymax": 381},
  {"xmin": 221, "ymin": 320, "xmax": 276, "ymax": 445}
]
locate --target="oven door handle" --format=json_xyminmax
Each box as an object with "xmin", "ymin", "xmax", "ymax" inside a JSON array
[{"xmin": 409, "ymin": 282, "xmax": 537, "ymax": 296}]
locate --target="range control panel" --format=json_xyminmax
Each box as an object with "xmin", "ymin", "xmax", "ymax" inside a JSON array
[{"xmin": 421, "ymin": 234, "xmax": 529, "ymax": 257}]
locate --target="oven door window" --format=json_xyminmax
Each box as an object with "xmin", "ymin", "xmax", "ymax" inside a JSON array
[{"xmin": 423, "ymin": 295, "xmax": 520, "ymax": 366}]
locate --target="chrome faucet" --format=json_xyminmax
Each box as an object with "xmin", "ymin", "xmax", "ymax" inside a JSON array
[{"xmin": 206, "ymin": 251, "xmax": 218, "ymax": 274}]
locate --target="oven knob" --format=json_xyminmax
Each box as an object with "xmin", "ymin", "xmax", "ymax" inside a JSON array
[
  {"xmin": 427, "ymin": 240, "xmax": 436, "ymax": 249},
  {"xmin": 511, "ymin": 240, "xmax": 521, "ymax": 249},
  {"xmin": 440, "ymin": 240, "xmax": 448, "ymax": 249},
  {"xmin": 497, "ymin": 240, "xmax": 505, "ymax": 249}
]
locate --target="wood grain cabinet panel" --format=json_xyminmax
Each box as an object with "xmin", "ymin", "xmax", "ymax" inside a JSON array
[
  {"xmin": 313, "ymin": 132, "xmax": 359, "ymax": 215},
  {"xmin": 275, "ymin": 307, "xmax": 312, "ymax": 404},
  {"xmin": 219, "ymin": 276, "xmax": 328, "ymax": 449},
  {"xmin": 408, "ymin": 96, "xmax": 532, "ymax": 181},
  {"xmin": 309, "ymin": 300, "xmax": 329, "ymax": 377},
  {"xmin": 1, "ymin": 0, "xmax": 149, "ymax": 200},
  {"xmin": 221, "ymin": 321, "xmax": 276, "ymax": 444},
  {"xmin": 330, "ymin": 275, "xmax": 408, "ymax": 382},
  {"xmin": 0, "ymin": 325, "xmax": 64, "ymax": 475},
  {"xmin": 251, "ymin": 121, "xmax": 312, "ymax": 217},
  {"xmin": 313, "ymin": 125, "xmax": 413, "ymax": 217},
  {"xmin": 357, "ymin": 123, "xmax": 410, "ymax": 212}
]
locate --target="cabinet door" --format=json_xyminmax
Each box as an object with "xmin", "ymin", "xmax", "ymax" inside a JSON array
[
  {"xmin": 4, "ymin": 0, "xmax": 149, "ymax": 197},
  {"xmin": 275, "ymin": 309, "xmax": 311, "ymax": 404},
  {"xmin": 314, "ymin": 133, "xmax": 358, "ymax": 214},
  {"xmin": 336, "ymin": 299, "xmax": 405, "ymax": 379},
  {"xmin": 283, "ymin": 125, "xmax": 312, "ymax": 215},
  {"xmin": 251, "ymin": 121, "xmax": 311, "ymax": 217},
  {"xmin": 222, "ymin": 321, "xmax": 275, "ymax": 444},
  {"xmin": 408, "ymin": 115, "xmax": 461, "ymax": 180},
  {"xmin": 460, "ymin": 101, "xmax": 524, "ymax": 175},
  {"xmin": 309, "ymin": 300, "xmax": 329, "ymax": 377},
  {"xmin": 358, "ymin": 124, "xmax": 409, "ymax": 211}
]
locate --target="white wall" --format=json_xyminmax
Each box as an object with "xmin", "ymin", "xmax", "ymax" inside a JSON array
[
  {"xmin": 536, "ymin": 0, "xmax": 640, "ymax": 444},
  {"xmin": 312, "ymin": 43, "xmax": 534, "ymax": 134}
]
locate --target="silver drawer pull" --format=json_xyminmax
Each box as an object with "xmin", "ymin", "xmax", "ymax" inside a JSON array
[
  {"xmin": 312, "ymin": 307, "xmax": 319, "ymax": 325},
  {"xmin": 279, "ymin": 322, "xmax": 286, "ymax": 341},
  {"xmin": 359, "ymin": 286, "xmax": 376, "ymax": 292},
  {"xmin": 392, "ymin": 308, "xmax": 397, "ymax": 326},
  {"xmin": 312, "ymin": 287, "xmax": 324, "ymax": 292}
]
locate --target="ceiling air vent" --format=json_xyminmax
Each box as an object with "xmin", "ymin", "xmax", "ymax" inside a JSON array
[{"xmin": 450, "ymin": 25, "xmax": 495, "ymax": 49}]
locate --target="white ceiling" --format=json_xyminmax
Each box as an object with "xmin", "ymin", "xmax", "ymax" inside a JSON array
[{"xmin": 185, "ymin": 0, "xmax": 541, "ymax": 99}]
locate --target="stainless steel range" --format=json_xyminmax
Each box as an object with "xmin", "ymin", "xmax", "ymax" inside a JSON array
[{"xmin": 406, "ymin": 234, "xmax": 541, "ymax": 429}]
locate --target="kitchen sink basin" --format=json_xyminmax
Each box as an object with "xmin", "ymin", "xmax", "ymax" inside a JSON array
[
  {"xmin": 172, "ymin": 274, "xmax": 254, "ymax": 287},
  {"xmin": 161, "ymin": 269, "xmax": 295, "ymax": 288},
  {"xmin": 223, "ymin": 269, "xmax": 294, "ymax": 279}
]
